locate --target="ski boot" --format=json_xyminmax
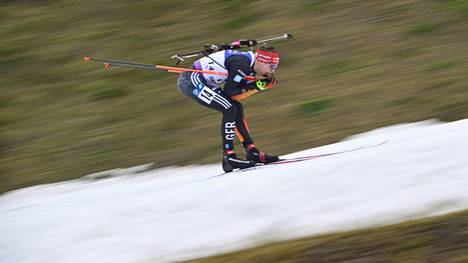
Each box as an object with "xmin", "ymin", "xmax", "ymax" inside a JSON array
[
  {"xmin": 222, "ymin": 150, "xmax": 256, "ymax": 173},
  {"xmin": 244, "ymin": 144, "xmax": 280, "ymax": 164}
]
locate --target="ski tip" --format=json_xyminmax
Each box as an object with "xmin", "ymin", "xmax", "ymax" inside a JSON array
[
  {"xmin": 103, "ymin": 63, "xmax": 111, "ymax": 69},
  {"xmin": 83, "ymin": 56, "xmax": 91, "ymax": 62}
]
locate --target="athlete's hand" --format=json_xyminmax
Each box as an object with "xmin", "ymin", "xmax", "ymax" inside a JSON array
[{"xmin": 255, "ymin": 75, "xmax": 278, "ymax": 90}]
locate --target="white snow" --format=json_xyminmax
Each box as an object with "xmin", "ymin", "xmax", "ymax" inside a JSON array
[{"xmin": 1, "ymin": 118, "xmax": 468, "ymax": 263}]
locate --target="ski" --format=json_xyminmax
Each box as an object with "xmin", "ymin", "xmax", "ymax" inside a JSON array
[{"xmin": 219, "ymin": 140, "xmax": 388, "ymax": 175}]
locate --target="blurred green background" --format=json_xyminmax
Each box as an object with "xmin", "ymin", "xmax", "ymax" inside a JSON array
[{"xmin": 2, "ymin": 0, "xmax": 468, "ymax": 193}]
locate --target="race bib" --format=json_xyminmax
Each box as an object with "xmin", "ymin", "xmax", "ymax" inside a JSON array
[{"xmin": 196, "ymin": 86, "xmax": 218, "ymax": 104}]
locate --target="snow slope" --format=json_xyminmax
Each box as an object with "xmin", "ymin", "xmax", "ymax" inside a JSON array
[{"xmin": 1, "ymin": 119, "xmax": 468, "ymax": 263}]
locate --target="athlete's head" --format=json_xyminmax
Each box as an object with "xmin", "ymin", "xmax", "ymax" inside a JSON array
[{"xmin": 254, "ymin": 43, "xmax": 279, "ymax": 77}]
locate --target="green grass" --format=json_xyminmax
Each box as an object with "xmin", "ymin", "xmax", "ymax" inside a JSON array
[
  {"xmin": 221, "ymin": 15, "xmax": 256, "ymax": 30},
  {"xmin": 187, "ymin": 209, "xmax": 468, "ymax": 263},
  {"xmin": 407, "ymin": 21, "xmax": 440, "ymax": 35},
  {"xmin": 424, "ymin": 59, "xmax": 464, "ymax": 72},
  {"xmin": 2, "ymin": 0, "xmax": 468, "ymax": 194},
  {"xmin": 298, "ymin": 0, "xmax": 338, "ymax": 13},
  {"xmin": 438, "ymin": 0, "xmax": 468, "ymax": 18},
  {"xmin": 313, "ymin": 56, "xmax": 377, "ymax": 77},
  {"xmin": 314, "ymin": 58, "xmax": 355, "ymax": 77},
  {"xmin": 297, "ymin": 99, "xmax": 334, "ymax": 115},
  {"xmin": 88, "ymin": 86, "xmax": 128, "ymax": 101}
]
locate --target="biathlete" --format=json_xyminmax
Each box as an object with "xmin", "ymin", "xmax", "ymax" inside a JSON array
[{"xmin": 177, "ymin": 43, "xmax": 281, "ymax": 172}]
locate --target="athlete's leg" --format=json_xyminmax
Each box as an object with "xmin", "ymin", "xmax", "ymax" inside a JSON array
[
  {"xmin": 178, "ymin": 72, "xmax": 255, "ymax": 171},
  {"xmin": 231, "ymin": 100, "xmax": 254, "ymax": 146},
  {"xmin": 188, "ymin": 73, "xmax": 238, "ymax": 151}
]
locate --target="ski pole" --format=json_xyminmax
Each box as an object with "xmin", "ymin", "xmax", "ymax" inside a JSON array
[
  {"xmin": 83, "ymin": 56, "xmax": 155, "ymax": 70},
  {"xmin": 83, "ymin": 56, "xmax": 256, "ymax": 81}
]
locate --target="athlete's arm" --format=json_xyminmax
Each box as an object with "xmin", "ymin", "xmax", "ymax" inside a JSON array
[{"xmin": 223, "ymin": 56, "xmax": 256, "ymax": 97}]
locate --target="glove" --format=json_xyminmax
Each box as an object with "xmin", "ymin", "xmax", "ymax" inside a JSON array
[{"xmin": 255, "ymin": 76, "xmax": 278, "ymax": 91}]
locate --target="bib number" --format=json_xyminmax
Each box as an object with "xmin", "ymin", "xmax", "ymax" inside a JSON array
[{"xmin": 197, "ymin": 86, "xmax": 218, "ymax": 104}]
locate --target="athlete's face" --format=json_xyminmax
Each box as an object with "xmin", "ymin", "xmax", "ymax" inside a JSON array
[{"xmin": 254, "ymin": 61, "xmax": 277, "ymax": 78}]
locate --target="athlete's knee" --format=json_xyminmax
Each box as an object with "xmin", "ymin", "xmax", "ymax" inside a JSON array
[
  {"xmin": 224, "ymin": 103, "xmax": 238, "ymax": 118},
  {"xmin": 177, "ymin": 72, "xmax": 194, "ymax": 97},
  {"xmin": 231, "ymin": 100, "xmax": 243, "ymax": 110}
]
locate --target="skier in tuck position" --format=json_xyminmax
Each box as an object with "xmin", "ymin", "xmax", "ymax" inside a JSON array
[{"xmin": 177, "ymin": 42, "xmax": 281, "ymax": 172}]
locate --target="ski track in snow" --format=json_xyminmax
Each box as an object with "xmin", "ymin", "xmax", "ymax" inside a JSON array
[{"xmin": 1, "ymin": 119, "xmax": 468, "ymax": 262}]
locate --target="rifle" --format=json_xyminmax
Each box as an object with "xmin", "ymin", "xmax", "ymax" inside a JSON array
[
  {"xmin": 170, "ymin": 33, "xmax": 293, "ymax": 65},
  {"xmin": 83, "ymin": 33, "xmax": 293, "ymax": 80}
]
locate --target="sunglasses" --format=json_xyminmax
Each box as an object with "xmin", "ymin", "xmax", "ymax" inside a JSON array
[{"xmin": 268, "ymin": 63, "xmax": 279, "ymax": 70}]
